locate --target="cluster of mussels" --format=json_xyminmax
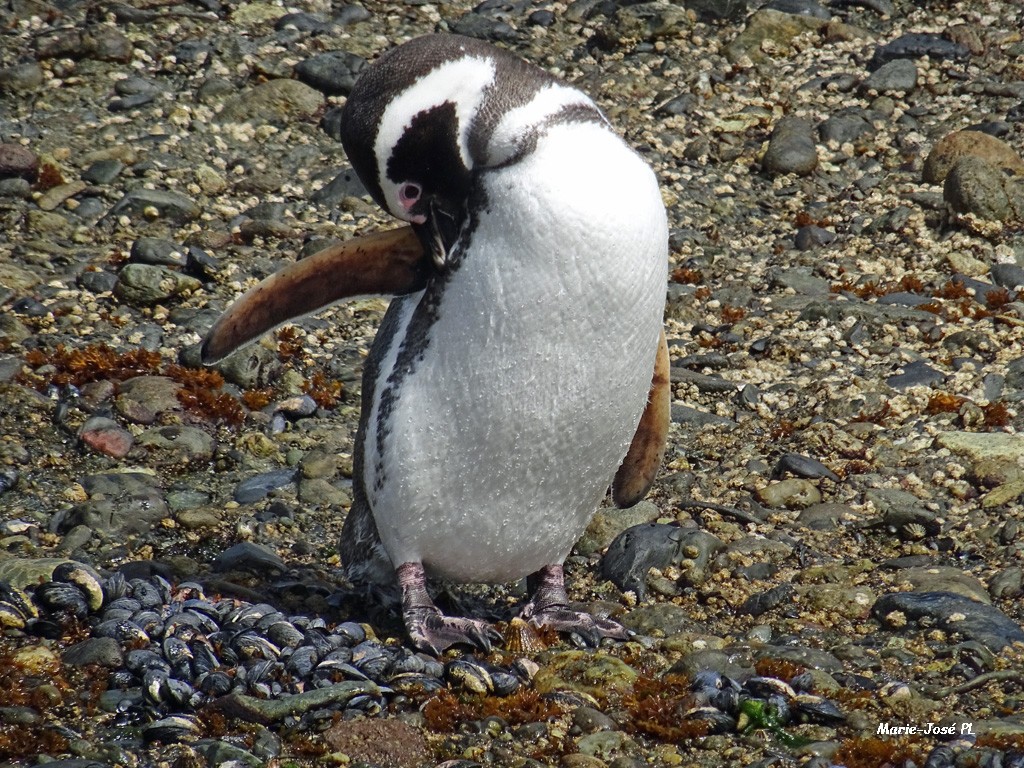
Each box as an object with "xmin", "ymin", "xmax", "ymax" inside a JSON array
[{"xmin": 0, "ymin": 563, "xmax": 529, "ymax": 742}]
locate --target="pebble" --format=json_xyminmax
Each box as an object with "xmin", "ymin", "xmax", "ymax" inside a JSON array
[
  {"xmin": 869, "ymin": 32, "xmax": 970, "ymax": 70},
  {"xmin": 294, "ymin": 51, "xmax": 367, "ymax": 96},
  {"xmin": 755, "ymin": 478, "xmax": 821, "ymax": 509},
  {"xmin": 822, "ymin": 109, "xmax": 881, "ymax": 147},
  {"xmin": 135, "ymin": 425, "xmax": 215, "ymax": 463},
  {"xmin": 0, "ymin": 143, "xmax": 39, "ymax": 180},
  {"xmin": 885, "ymin": 359, "xmax": 945, "ymax": 389},
  {"xmin": 212, "ymin": 542, "xmax": 287, "ymax": 572},
  {"xmin": 79, "ymin": 416, "xmax": 134, "ymax": 458},
  {"xmin": 860, "ymin": 58, "xmax": 917, "ymax": 94},
  {"xmin": 114, "ymin": 264, "xmax": 202, "ymax": 306},
  {"xmin": 109, "ymin": 188, "xmax": 201, "ymax": 223},
  {"xmin": 216, "ymin": 79, "xmax": 324, "ymax": 124},
  {"xmin": 234, "ymin": 468, "xmax": 299, "ymax": 504},
  {"xmin": 761, "ymin": 116, "xmax": 818, "ymax": 176}
]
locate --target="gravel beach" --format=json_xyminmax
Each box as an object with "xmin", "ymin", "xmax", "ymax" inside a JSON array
[{"xmin": 2, "ymin": 0, "xmax": 1024, "ymax": 766}]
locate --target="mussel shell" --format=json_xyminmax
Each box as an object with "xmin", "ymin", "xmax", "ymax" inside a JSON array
[
  {"xmin": 792, "ymin": 694, "xmax": 845, "ymax": 724},
  {"xmin": 94, "ymin": 618, "xmax": 149, "ymax": 644},
  {"xmin": 51, "ymin": 562, "xmax": 104, "ymax": 611},
  {"xmin": 34, "ymin": 581, "xmax": 90, "ymax": 619},
  {"xmin": 683, "ymin": 706, "xmax": 736, "ymax": 734},
  {"xmin": 142, "ymin": 715, "xmax": 201, "ymax": 745},
  {"xmin": 388, "ymin": 672, "xmax": 445, "ymax": 695},
  {"xmin": 445, "ymin": 659, "xmax": 492, "ymax": 695}
]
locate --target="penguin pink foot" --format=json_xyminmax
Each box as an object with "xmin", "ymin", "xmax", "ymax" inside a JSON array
[
  {"xmin": 520, "ymin": 565, "xmax": 629, "ymax": 646},
  {"xmin": 397, "ymin": 563, "xmax": 501, "ymax": 654}
]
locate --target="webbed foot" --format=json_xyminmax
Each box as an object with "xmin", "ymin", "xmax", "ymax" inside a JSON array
[
  {"xmin": 520, "ymin": 564, "xmax": 630, "ymax": 646},
  {"xmin": 397, "ymin": 562, "xmax": 501, "ymax": 655}
]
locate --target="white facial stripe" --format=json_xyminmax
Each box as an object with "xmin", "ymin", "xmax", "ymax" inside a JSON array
[
  {"xmin": 375, "ymin": 55, "xmax": 496, "ymax": 217},
  {"xmin": 486, "ymin": 84, "xmax": 600, "ymax": 166}
]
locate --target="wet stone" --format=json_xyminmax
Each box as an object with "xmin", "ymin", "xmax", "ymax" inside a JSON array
[
  {"xmin": 234, "ymin": 468, "xmax": 299, "ymax": 504},
  {"xmin": 0, "ymin": 144, "xmax": 39, "ymax": 180},
  {"xmin": 61, "ymin": 492, "xmax": 168, "ymax": 535},
  {"xmin": 130, "ymin": 237, "xmax": 188, "ymax": 268},
  {"xmin": 76, "ymin": 270, "xmax": 117, "ymax": 294},
  {"xmin": 991, "ymin": 263, "xmax": 1024, "ymax": 289},
  {"xmin": 0, "ymin": 61, "xmax": 44, "ymax": 93},
  {"xmin": 109, "ymin": 188, "xmax": 201, "ymax": 224},
  {"xmin": 63, "ymin": 636, "xmax": 124, "ymax": 668},
  {"xmin": 135, "ymin": 425, "xmax": 215, "ymax": 463},
  {"xmin": 869, "ymin": 33, "xmax": 970, "ymax": 70},
  {"xmin": 773, "ymin": 453, "xmax": 840, "ymax": 481},
  {"xmin": 294, "ymin": 50, "xmax": 367, "ymax": 96},
  {"xmin": 738, "ymin": 583, "xmax": 794, "ymax": 616},
  {"xmin": 81, "ymin": 160, "xmax": 123, "ymax": 186},
  {"xmin": 901, "ymin": 566, "xmax": 990, "ymax": 604},
  {"xmin": 602, "ymin": 523, "xmax": 723, "ymax": 598},
  {"xmin": 213, "ymin": 542, "xmax": 287, "ymax": 573},
  {"xmin": 756, "ymin": 478, "xmax": 821, "ymax": 509},
  {"xmin": 796, "ymin": 503, "xmax": 850, "ymax": 530},
  {"xmin": 872, "ymin": 591, "xmax": 1024, "ymax": 651},
  {"xmin": 116, "ymin": 376, "xmax": 182, "ymax": 419},
  {"xmin": 886, "ymin": 359, "xmax": 945, "ymax": 389},
  {"xmin": 794, "ymin": 225, "xmax": 836, "ymax": 251},
  {"xmin": 923, "ymin": 130, "xmax": 1024, "ymax": 184},
  {"xmin": 79, "ymin": 416, "xmax": 134, "ymax": 458}
]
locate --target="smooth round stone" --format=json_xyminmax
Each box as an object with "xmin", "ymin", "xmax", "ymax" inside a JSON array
[
  {"xmin": 114, "ymin": 264, "xmax": 202, "ymax": 306},
  {"xmin": 861, "ymin": 58, "xmax": 917, "ymax": 94},
  {"xmin": 213, "ymin": 542, "xmax": 286, "ymax": 572},
  {"xmin": 81, "ymin": 159, "xmax": 124, "ymax": 184},
  {"xmin": 755, "ymin": 478, "xmax": 821, "ymax": 509},
  {"xmin": 79, "ymin": 416, "xmax": 134, "ymax": 458},
  {"xmin": 62, "ymin": 636, "xmax": 124, "ymax": 668},
  {"xmin": 762, "ymin": 116, "xmax": 818, "ymax": 176}
]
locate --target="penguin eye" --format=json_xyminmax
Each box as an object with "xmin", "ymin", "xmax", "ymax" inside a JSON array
[{"xmin": 398, "ymin": 182, "xmax": 422, "ymax": 207}]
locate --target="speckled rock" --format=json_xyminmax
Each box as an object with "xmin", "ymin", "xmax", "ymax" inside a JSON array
[
  {"xmin": 216, "ymin": 79, "xmax": 324, "ymax": 124},
  {"xmin": 944, "ymin": 156, "xmax": 1024, "ymax": 222},
  {"xmin": 923, "ymin": 130, "xmax": 1024, "ymax": 184}
]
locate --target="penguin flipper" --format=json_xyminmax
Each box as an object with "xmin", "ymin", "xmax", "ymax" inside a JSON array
[
  {"xmin": 201, "ymin": 226, "xmax": 428, "ymax": 363},
  {"xmin": 611, "ymin": 327, "xmax": 670, "ymax": 508}
]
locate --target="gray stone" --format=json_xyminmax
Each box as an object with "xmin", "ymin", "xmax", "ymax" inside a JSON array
[
  {"xmin": 762, "ymin": 116, "xmax": 818, "ymax": 176},
  {"xmin": 216, "ymin": 79, "xmax": 324, "ymax": 124},
  {"xmin": 136, "ymin": 425, "xmax": 215, "ymax": 463},
  {"xmin": 109, "ymin": 188, "xmax": 201, "ymax": 223},
  {"xmin": 944, "ymin": 156, "xmax": 1024, "ymax": 222},
  {"xmin": 114, "ymin": 264, "xmax": 202, "ymax": 306},
  {"xmin": 861, "ymin": 59, "xmax": 917, "ymax": 94},
  {"xmin": 294, "ymin": 50, "xmax": 367, "ymax": 96}
]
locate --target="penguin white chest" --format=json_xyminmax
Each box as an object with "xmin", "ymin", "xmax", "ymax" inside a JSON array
[{"xmin": 365, "ymin": 123, "xmax": 667, "ymax": 583}]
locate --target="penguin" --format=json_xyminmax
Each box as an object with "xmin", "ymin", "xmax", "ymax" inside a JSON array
[{"xmin": 202, "ymin": 33, "xmax": 670, "ymax": 654}]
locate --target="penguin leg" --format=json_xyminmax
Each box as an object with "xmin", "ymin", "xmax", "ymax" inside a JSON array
[
  {"xmin": 396, "ymin": 562, "xmax": 502, "ymax": 655},
  {"xmin": 520, "ymin": 564, "xmax": 629, "ymax": 646}
]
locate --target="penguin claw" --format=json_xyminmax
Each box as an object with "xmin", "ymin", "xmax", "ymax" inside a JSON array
[
  {"xmin": 521, "ymin": 563, "xmax": 630, "ymax": 647},
  {"xmin": 524, "ymin": 606, "xmax": 630, "ymax": 647},
  {"xmin": 406, "ymin": 608, "xmax": 501, "ymax": 655}
]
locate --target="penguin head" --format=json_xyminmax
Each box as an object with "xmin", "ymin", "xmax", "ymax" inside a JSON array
[{"xmin": 339, "ymin": 34, "xmax": 607, "ymax": 261}]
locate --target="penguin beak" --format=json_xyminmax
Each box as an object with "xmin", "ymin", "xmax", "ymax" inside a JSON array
[
  {"xmin": 417, "ymin": 197, "xmax": 463, "ymax": 272},
  {"xmin": 201, "ymin": 225, "xmax": 429, "ymax": 364}
]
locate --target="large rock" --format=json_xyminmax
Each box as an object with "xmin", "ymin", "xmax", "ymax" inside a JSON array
[{"xmin": 923, "ymin": 130, "xmax": 1024, "ymax": 184}]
